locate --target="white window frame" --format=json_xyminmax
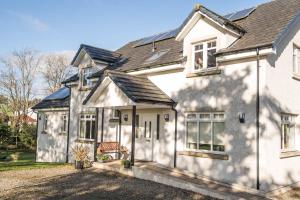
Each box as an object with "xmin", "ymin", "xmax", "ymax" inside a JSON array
[
  {"xmin": 192, "ymin": 40, "xmax": 217, "ymax": 71},
  {"xmin": 81, "ymin": 67, "xmax": 93, "ymax": 88},
  {"xmin": 281, "ymin": 114, "xmax": 296, "ymax": 152},
  {"xmin": 293, "ymin": 45, "xmax": 300, "ymax": 75},
  {"xmin": 61, "ymin": 115, "xmax": 68, "ymax": 134},
  {"xmin": 78, "ymin": 113, "xmax": 96, "ymax": 140},
  {"xmin": 43, "ymin": 114, "xmax": 48, "ymax": 131},
  {"xmin": 185, "ymin": 112, "xmax": 226, "ymax": 154}
]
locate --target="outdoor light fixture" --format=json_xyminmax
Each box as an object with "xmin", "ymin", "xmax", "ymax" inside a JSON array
[
  {"xmin": 164, "ymin": 114, "xmax": 169, "ymax": 122},
  {"xmin": 123, "ymin": 114, "xmax": 128, "ymax": 122},
  {"xmin": 238, "ymin": 112, "xmax": 245, "ymax": 123}
]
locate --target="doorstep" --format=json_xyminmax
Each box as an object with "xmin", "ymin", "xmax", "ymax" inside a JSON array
[{"xmin": 93, "ymin": 161, "xmax": 268, "ymax": 200}]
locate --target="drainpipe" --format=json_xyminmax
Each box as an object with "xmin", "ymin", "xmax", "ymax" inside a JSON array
[
  {"xmin": 65, "ymin": 85, "xmax": 71, "ymax": 163},
  {"xmin": 172, "ymin": 104, "xmax": 178, "ymax": 168},
  {"xmin": 256, "ymin": 48, "xmax": 260, "ymax": 190}
]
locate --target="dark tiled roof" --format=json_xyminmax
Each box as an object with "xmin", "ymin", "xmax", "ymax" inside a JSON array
[
  {"xmin": 71, "ymin": 44, "xmax": 121, "ymax": 65},
  {"xmin": 219, "ymin": 0, "xmax": 300, "ymax": 54},
  {"xmin": 32, "ymin": 87, "xmax": 70, "ymax": 110},
  {"xmin": 114, "ymin": 37, "xmax": 183, "ymax": 72},
  {"xmin": 61, "ymin": 74, "xmax": 79, "ymax": 84},
  {"xmin": 106, "ymin": 71, "xmax": 175, "ymax": 105}
]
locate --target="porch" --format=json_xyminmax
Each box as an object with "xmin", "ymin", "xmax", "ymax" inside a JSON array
[
  {"xmin": 93, "ymin": 160, "xmax": 267, "ymax": 200},
  {"xmin": 84, "ymin": 71, "xmax": 177, "ymax": 167}
]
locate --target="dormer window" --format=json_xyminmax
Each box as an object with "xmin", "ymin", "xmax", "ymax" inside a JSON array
[
  {"xmin": 81, "ymin": 67, "xmax": 93, "ymax": 87},
  {"xmin": 193, "ymin": 40, "xmax": 217, "ymax": 71}
]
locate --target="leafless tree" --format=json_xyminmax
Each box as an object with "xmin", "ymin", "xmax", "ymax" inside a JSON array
[
  {"xmin": 41, "ymin": 54, "xmax": 72, "ymax": 93},
  {"xmin": 0, "ymin": 49, "xmax": 41, "ymax": 131}
]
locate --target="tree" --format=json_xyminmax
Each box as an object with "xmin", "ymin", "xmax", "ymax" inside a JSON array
[
  {"xmin": 41, "ymin": 54, "xmax": 72, "ymax": 94},
  {"xmin": 0, "ymin": 123, "xmax": 12, "ymax": 150},
  {"xmin": 0, "ymin": 49, "xmax": 41, "ymax": 146}
]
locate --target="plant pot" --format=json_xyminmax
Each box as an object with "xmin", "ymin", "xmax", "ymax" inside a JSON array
[
  {"xmin": 124, "ymin": 161, "xmax": 131, "ymax": 169},
  {"xmin": 75, "ymin": 160, "xmax": 84, "ymax": 169}
]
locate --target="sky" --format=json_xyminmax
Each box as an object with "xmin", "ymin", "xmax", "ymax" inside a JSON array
[{"xmin": 0, "ymin": 0, "xmax": 270, "ymax": 56}]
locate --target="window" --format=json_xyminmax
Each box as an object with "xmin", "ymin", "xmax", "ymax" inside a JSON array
[
  {"xmin": 61, "ymin": 115, "xmax": 68, "ymax": 133},
  {"xmin": 293, "ymin": 46, "xmax": 300, "ymax": 75},
  {"xmin": 193, "ymin": 40, "xmax": 217, "ymax": 70},
  {"xmin": 186, "ymin": 112, "xmax": 225, "ymax": 152},
  {"xmin": 79, "ymin": 114, "xmax": 96, "ymax": 140},
  {"xmin": 281, "ymin": 114, "xmax": 296, "ymax": 151},
  {"xmin": 81, "ymin": 68, "xmax": 93, "ymax": 87},
  {"xmin": 43, "ymin": 114, "xmax": 48, "ymax": 131},
  {"xmin": 111, "ymin": 109, "xmax": 120, "ymax": 119},
  {"xmin": 135, "ymin": 115, "xmax": 140, "ymax": 138},
  {"xmin": 157, "ymin": 114, "xmax": 160, "ymax": 140},
  {"xmin": 144, "ymin": 49, "xmax": 169, "ymax": 64}
]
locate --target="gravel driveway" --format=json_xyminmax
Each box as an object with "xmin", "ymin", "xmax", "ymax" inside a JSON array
[{"xmin": 0, "ymin": 166, "xmax": 214, "ymax": 200}]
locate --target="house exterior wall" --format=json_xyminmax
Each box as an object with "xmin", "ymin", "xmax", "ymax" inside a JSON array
[
  {"xmin": 259, "ymin": 19, "xmax": 300, "ymax": 191},
  {"xmin": 36, "ymin": 110, "xmax": 68, "ymax": 162}
]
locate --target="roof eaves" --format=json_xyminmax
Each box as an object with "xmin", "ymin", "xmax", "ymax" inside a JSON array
[{"xmin": 216, "ymin": 43, "xmax": 273, "ymax": 57}]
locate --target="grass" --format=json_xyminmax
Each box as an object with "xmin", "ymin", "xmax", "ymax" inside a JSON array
[{"xmin": 0, "ymin": 150, "xmax": 68, "ymax": 171}]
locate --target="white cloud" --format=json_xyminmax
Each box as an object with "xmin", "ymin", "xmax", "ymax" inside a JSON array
[{"xmin": 7, "ymin": 10, "xmax": 49, "ymax": 32}]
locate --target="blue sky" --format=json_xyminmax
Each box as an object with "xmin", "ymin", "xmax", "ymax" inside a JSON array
[{"xmin": 0, "ymin": 0, "xmax": 269, "ymax": 56}]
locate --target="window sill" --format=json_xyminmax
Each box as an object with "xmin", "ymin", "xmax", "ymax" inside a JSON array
[
  {"xmin": 41, "ymin": 131, "xmax": 48, "ymax": 134},
  {"xmin": 78, "ymin": 86, "xmax": 92, "ymax": 91},
  {"xmin": 186, "ymin": 68, "xmax": 221, "ymax": 78},
  {"xmin": 177, "ymin": 151, "xmax": 229, "ymax": 160},
  {"xmin": 76, "ymin": 139, "xmax": 95, "ymax": 144},
  {"xmin": 109, "ymin": 118, "xmax": 120, "ymax": 123},
  {"xmin": 292, "ymin": 73, "xmax": 300, "ymax": 81},
  {"xmin": 280, "ymin": 150, "xmax": 300, "ymax": 159}
]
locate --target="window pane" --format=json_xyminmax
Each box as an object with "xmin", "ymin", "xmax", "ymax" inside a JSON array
[
  {"xmin": 187, "ymin": 122, "xmax": 197, "ymax": 149},
  {"xmin": 91, "ymin": 121, "xmax": 96, "ymax": 139},
  {"xmin": 200, "ymin": 114, "xmax": 210, "ymax": 119},
  {"xmin": 199, "ymin": 122, "xmax": 212, "ymax": 150},
  {"xmin": 213, "ymin": 114, "xmax": 224, "ymax": 120},
  {"xmin": 187, "ymin": 114, "xmax": 197, "ymax": 119},
  {"xmin": 207, "ymin": 49, "xmax": 216, "ymax": 68},
  {"xmin": 194, "ymin": 51, "xmax": 203, "ymax": 70},
  {"xmin": 213, "ymin": 122, "xmax": 225, "ymax": 152},
  {"xmin": 80, "ymin": 120, "xmax": 85, "ymax": 138},
  {"xmin": 195, "ymin": 44, "xmax": 203, "ymax": 51},
  {"xmin": 86, "ymin": 121, "xmax": 91, "ymax": 139}
]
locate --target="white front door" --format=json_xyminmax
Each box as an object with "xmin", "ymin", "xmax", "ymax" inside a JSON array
[{"xmin": 135, "ymin": 113, "xmax": 156, "ymax": 161}]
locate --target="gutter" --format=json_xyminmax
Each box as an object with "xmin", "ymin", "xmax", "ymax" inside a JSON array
[{"xmin": 172, "ymin": 104, "xmax": 178, "ymax": 168}]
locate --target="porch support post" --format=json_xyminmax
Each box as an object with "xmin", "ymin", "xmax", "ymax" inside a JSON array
[
  {"xmin": 94, "ymin": 108, "xmax": 99, "ymax": 161},
  {"xmin": 101, "ymin": 108, "xmax": 104, "ymax": 142},
  {"xmin": 131, "ymin": 105, "xmax": 136, "ymax": 166}
]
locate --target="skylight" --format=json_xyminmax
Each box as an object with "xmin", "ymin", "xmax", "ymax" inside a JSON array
[{"xmin": 144, "ymin": 49, "xmax": 169, "ymax": 64}]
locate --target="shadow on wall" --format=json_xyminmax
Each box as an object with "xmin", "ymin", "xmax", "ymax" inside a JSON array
[{"xmin": 170, "ymin": 65, "xmax": 296, "ymax": 191}]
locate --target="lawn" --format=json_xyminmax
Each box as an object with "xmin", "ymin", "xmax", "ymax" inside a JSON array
[{"xmin": 0, "ymin": 150, "xmax": 67, "ymax": 171}]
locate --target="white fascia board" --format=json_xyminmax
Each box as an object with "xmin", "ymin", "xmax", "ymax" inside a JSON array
[
  {"xmin": 176, "ymin": 12, "xmax": 201, "ymax": 41},
  {"xmin": 128, "ymin": 64, "xmax": 184, "ymax": 75},
  {"xmin": 35, "ymin": 108, "xmax": 69, "ymax": 112},
  {"xmin": 176, "ymin": 11, "xmax": 240, "ymax": 41},
  {"xmin": 217, "ymin": 48, "xmax": 275, "ymax": 62}
]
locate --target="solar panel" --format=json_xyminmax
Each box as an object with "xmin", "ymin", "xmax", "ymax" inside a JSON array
[
  {"xmin": 224, "ymin": 7, "xmax": 255, "ymax": 21},
  {"xmin": 44, "ymin": 87, "xmax": 70, "ymax": 100},
  {"xmin": 134, "ymin": 28, "xmax": 179, "ymax": 47}
]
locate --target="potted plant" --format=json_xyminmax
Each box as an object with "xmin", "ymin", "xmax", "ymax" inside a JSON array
[
  {"xmin": 96, "ymin": 154, "xmax": 111, "ymax": 163},
  {"xmin": 121, "ymin": 159, "xmax": 131, "ymax": 169},
  {"xmin": 71, "ymin": 145, "xmax": 89, "ymax": 170}
]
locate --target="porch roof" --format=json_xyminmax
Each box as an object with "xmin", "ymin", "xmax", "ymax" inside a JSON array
[{"xmin": 84, "ymin": 70, "xmax": 175, "ymax": 108}]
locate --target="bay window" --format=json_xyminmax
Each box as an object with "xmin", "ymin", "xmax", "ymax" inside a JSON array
[
  {"xmin": 79, "ymin": 114, "xmax": 96, "ymax": 140},
  {"xmin": 186, "ymin": 112, "xmax": 225, "ymax": 152},
  {"xmin": 193, "ymin": 40, "xmax": 217, "ymax": 71},
  {"xmin": 281, "ymin": 114, "xmax": 296, "ymax": 151}
]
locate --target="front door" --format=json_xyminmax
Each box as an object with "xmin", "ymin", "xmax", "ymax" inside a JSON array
[{"xmin": 135, "ymin": 113, "xmax": 156, "ymax": 161}]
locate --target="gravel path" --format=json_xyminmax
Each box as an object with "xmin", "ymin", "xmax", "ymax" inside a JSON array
[{"xmin": 0, "ymin": 166, "xmax": 214, "ymax": 200}]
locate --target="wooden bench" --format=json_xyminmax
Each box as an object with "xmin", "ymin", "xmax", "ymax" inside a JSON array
[{"xmin": 97, "ymin": 142, "xmax": 128, "ymax": 154}]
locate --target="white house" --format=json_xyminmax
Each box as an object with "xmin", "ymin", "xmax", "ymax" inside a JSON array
[{"xmin": 32, "ymin": 0, "xmax": 300, "ymax": 192}]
